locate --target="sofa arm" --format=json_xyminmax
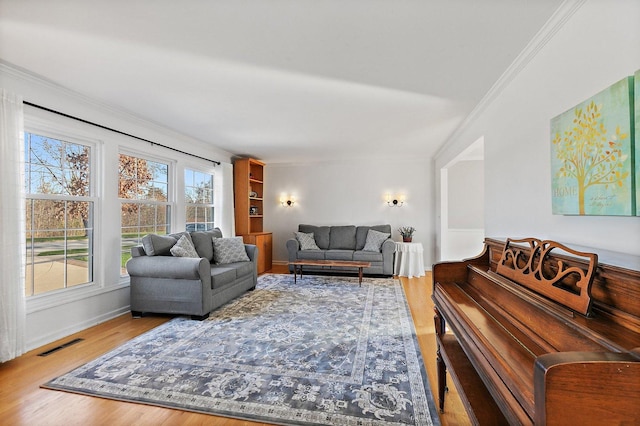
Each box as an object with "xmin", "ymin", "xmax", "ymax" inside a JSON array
[
  {"xmin": 126, "ymin": 256, "xmax": 210, "ymax": 283},
  {"xmin": 381, "ymin": 238, "xmax": 395, "ymax": 253},
  {"xmin": 286, "ymin": 238, "xmax": 300, "ymax": 262},
  {"xmin": 381, "ymin": 239, "xmax": 396, "ymax": 276},
  {"xmin": 245, "ymin": 244, "xmax": 258, "ymax": 263}
]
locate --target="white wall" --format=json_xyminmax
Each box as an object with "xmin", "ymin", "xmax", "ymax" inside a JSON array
[
  {"xmin": 265, "ymin": 159, "xmax": 434, "ymax": 268},
  {"xmin": 440, "ymin": 159, "xmax": 485, "ymax": 261},
  {"xmin": 1, "ymin": 63, "xmax": 235, "ymax": 350},
  {"xmin": 436, "ymin": 0, "xmax": 640, "ymax": 258},
  {"xmin": 448, "ymin": 160, "xmax": 484, "ymax": 229}
]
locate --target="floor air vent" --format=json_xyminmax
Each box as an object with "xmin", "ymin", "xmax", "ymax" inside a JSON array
[{"xmin": 38, "ymin": 338, "xmax": 84, "ymax": 356}]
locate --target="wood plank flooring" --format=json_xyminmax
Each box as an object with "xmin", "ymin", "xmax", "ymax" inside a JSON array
[{"xmin": 0, "ymin": 266, "xmax": 470, "ymax": 425}]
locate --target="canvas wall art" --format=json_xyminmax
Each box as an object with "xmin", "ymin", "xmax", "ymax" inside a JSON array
[{"xmin": 551, "ymin": 76, "xmax": 634, "ymax": 216}]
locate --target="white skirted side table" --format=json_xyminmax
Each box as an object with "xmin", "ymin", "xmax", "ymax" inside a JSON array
[{"xmin": 394, "ymin": 242, "xmax": 426, "ymax": 278}]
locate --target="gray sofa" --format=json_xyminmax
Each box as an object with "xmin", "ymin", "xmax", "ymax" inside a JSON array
[
  {"xmin": 126, "ymin": 229, "xmax": 257, "ymax": 320},
  {"xmin": 286, "ymin": 224, "xmax": 395, "ymax": 276}
]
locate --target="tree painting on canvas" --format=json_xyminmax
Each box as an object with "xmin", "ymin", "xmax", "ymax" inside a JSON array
[{"xmin": 551, "ymin": 76, "xmax": 634, "ymax": 216}]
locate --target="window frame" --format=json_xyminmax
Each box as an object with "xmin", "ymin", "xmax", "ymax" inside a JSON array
[
  {"xmin": 118, "ymin": 149, "xmax": 174, "ymax": 276},
  {"xmin": 23, "ymin": 121, "xmax": 100, "ymax": 300},
  {"xmin": 184, "ymin": 166, "xmax": 215, "ymax": 232}
]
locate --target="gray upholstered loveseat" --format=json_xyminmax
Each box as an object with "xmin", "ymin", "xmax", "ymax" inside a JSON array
[
  {"xmin": 126, "ymin": 229, "xmax": 257, "ymax": 320},
  {"xmin": 286, "ymin": 224, "xmax": 394, "ymax": 276}
]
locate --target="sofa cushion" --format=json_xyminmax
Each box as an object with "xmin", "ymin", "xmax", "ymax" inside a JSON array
[
  {"xmin": 325, "ymin": 250, "xmax": 354, "ymax": 261},
  {"xmin": 329, "ymin": 225, "xmax": 356, "ymax": 250},
  {"xmin": 356, "ymin": 225, "xmax": 392, "ymax": 250},
  {"xmin": 299, "ymin": 224, "xmax": 330, "ymax": 249},
  {"xmin": 298, "ymin": 250, "xmax": 326, "ymax": 260},
  {"xmin": 142, "ymin": 234, "xmax": 178, "ymax": 256},
  {"xmin": 354, "ymin": 250, "xmax": 384, "ymax": 262},
  {"xmin": 362, "ymin": 229, "xmax": 391, "ymax": 252},
  {"xmin": 294, "ymin": 232, "xmax": 320, "ymax": 250},
  {"xmin": 210, "ymin": 265, "xmax": 237, "ymax": 289},
  {"xmin": 190, "ymin": 228, "xmax": 223, "ymax": 261},
  {"xmin": 232, "ymin": 260, "xmax": 256, "ymax": 278},
  {"xmin": 212, "ymin": 237, "xmax": 250, "ymax": 264},
  {"xmin": 170, "ymin": 235, "xmax": 200, "ymax": 258}
]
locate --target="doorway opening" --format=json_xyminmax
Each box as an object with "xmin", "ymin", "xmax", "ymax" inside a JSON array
[{"xmin": 439, "ymin": 137, "xmax": 485, "ymax": 261}]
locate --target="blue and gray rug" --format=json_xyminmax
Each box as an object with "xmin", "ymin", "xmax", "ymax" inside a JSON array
[{"xmin": 44, "ymin": 274, "xmax": 440, "ymax": 425}]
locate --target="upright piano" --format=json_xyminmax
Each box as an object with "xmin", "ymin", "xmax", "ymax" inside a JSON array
[{"xmin": 432, "ymin": 237, "xmax": 640, "ymax": 425}]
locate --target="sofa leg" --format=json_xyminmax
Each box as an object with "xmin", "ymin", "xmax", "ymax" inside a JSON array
[
  {"xmin": 248, "ymin": 286, "xmax": 256, "ymax": 291},
  {"xmin": 191, "ymin": 313, "xmax": 210, "ymax": 321},
  {"xmin": 131, "ymin": 311, "xmax": 144, "ymax": 318}
]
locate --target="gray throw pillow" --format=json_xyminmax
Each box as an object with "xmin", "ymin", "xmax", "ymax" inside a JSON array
[
  {"xmin": 142, "ymin": 234, "xmax": 178, "ymax": 256},
  {"xmin": 362, "ymin": 229, "xmax": 390, "ymax": 252},
  {"xmin": 295, "ymin": 232, "xmax": 320, "ymax": 250},
  {"xmin": 212, "ymin": 237, "xmax": 250, "ymax": 264},
  {"xmin": 170, "ymin": 235, "xmax": 200, "ymax": 258},
  {"xmin": 356, "ymin": 225, "xmax": 392, "ymax": 250}
]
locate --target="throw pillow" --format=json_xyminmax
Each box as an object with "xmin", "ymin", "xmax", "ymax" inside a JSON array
[
  {"xmin": 356, "ymin": 225, "xmax": 391, "ymax": 250},
  {"xmin": 362, "ymin": 229, "xmax": 390, "ymax": 252},
  {"xmin": 299, "ymin": 225, "xmax": 330, "ymax": 249},
  {"xmin": 142, "ymin": 234, "xmax": 178, "ymax": 256},
  {"xmin": 170, "ymin": 235, "xmax": 200, "ymax": 258},
  {"xmin": 191, "ymin": 229, "xmax": 224, "ymax": 261},
  {"xmin": 295, "ymin": 232, "xmax": 320, "ymax": 250},
  {"xmin": 212, "ymin": 237, "xmax": 250, "ymax": 264}
]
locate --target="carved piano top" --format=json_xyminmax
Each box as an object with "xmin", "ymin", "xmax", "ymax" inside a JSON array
[
  {"xmin": 484, "ymin": 238, "xmax": 640, "ymax": 334},
  {"xmin": 432, "ymin": 237, "xmax": 640, "ymax": 425}
]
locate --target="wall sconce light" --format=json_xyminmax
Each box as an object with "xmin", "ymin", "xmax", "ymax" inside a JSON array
[
  {"xmin": 280, "ymin": 195, "xmax": 295, "ymax": 207},
  {"xmin": 385, "ymin": 193, "xmax": 405, "ymax": 207}
]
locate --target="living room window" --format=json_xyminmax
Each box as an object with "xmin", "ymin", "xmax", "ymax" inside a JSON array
[
  {"xmin": 184, "ymin": 168, "xmax": 214, "ymax": 232},
  {"xmin": 119, "ymin": 153, "xmax": 170, "ymax": 275},
  {"xmin": 24, "ymin": 132, "xmax": 95, "ymax": 296}
]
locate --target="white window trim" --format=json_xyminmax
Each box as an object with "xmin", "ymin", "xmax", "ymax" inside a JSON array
[
  {"xmin": 183, "ymin": 165, "xmax": 216, "ymax": 232},
  {"xmin": 24, "ymin": 115, "xmax": 105, "ymax": 310},
  {"xmin": 118, "ymin": 149, "xmax": 175, "ymax": 277}
]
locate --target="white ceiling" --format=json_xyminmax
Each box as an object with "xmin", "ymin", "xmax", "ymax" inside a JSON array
[{"xmin": 0, "ymin": 0, "xmax": 564, "ymax": 163}]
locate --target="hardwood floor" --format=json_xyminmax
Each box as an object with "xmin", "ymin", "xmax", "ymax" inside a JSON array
[{"xmin": 0, "ymin": 266, "xmax": 470, "ymax": 425}]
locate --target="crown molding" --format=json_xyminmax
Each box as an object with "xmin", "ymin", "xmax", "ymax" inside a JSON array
[{"xmin": 435, "ymin": 0, "xmax": 587, "ymax": 161}]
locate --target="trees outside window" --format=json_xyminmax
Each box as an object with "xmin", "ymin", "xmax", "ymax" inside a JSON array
[
  {"xmin": 119, "ymin": 154, "xmax": 170, "ymax": 274},
  {"xmin": 185, "ymin": 168, "xmax": 214, "ymax": 232},
  {"xmin": 24, "ymin": 133, "xmax": 94, "ymax": 296}
]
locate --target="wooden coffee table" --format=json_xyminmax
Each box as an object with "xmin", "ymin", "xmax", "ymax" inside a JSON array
[{"xmin": 289, "ymin": 259, "xmax": 372, "ymax": 286}]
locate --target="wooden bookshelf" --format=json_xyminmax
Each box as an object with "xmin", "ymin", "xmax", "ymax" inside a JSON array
[{"xmin": 233, "ymin": 157, "xmax": 272, "ymax": 273}]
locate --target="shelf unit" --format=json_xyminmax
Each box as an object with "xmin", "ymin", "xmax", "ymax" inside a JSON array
[
  {"xmin": 234, "ymin": 158, "xmax": 265, "ymax": 234},
  {"xmin": 233, "ymin": 157, "xmax": 272, "ymax": 273}
]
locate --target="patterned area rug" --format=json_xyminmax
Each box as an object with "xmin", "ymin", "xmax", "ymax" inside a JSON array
[{"xmin": 43, "ymin": 274, "xmax": 440, "ymax": 425}]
